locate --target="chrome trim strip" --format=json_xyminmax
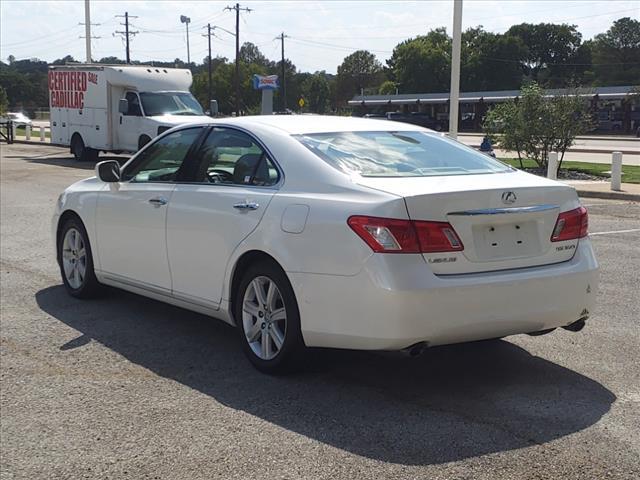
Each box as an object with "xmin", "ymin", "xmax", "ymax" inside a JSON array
[{"xmin": 448, "ymin": 204, "xmax": 558, "ymax": 216}]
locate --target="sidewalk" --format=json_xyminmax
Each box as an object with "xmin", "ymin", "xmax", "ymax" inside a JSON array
[{"xmin": 564, "ymin": 180, "xmax": 640, "ymax": 201}]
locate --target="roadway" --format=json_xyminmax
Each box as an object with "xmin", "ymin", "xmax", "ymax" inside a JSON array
[{"xmin": 1, "ymin": 143, "xmax": 639, "ymax": 479}]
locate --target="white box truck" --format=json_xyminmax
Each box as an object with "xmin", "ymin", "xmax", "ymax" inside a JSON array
[{"xmin": 48, "ymin": 64, "xmax": 211, "ymax": 161}]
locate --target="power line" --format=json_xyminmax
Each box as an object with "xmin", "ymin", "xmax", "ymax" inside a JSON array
[
  {"xmin": 224, "ymin": 3, "xmax": 251, "ymax": 116},
  {"xmin": 114, "ymin": 12, "xmax": 139, "ymax": 64}
]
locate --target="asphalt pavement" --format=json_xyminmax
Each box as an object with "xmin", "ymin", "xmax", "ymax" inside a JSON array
[{"xmin": 1, "ymin": 143, "xmax": 639, "ymax": 479}]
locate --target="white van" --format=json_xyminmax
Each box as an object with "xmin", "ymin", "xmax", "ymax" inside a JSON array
[{"xmin": 48, "ymin": 65, "xmax": 212, "ymax": 161}]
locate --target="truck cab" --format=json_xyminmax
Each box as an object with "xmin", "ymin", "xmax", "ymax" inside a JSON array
[{"xmin": 117, "ymin": 90, "xmax": 206, "ymax": 151}]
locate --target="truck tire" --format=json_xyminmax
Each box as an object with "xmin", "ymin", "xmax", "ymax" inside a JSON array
[
  {"xmin": 138, "ymin": 135, "xmax": 152, "ymax": 151},
  {"xmin": 70, "ymin": 134, "xmax": 98, "ymax": 162}
]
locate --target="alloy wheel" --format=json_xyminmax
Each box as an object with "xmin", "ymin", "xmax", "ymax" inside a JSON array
[
  {"xmin": 242, "ymin": 276, "xmax": 287, "ymax": 360},
  {"xmin": 61, "ymin": 227, "xmax": 87, "ymax": 289}
]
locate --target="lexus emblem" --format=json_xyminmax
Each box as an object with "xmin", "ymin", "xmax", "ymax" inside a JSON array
[{"xmin": 501, "ymin": 191, "xmax": 517, "ymax": 204}]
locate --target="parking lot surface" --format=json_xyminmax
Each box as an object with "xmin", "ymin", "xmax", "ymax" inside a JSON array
[{"xmin": 1, "ymin": 143, "xmax": 639, "ymax": 479}]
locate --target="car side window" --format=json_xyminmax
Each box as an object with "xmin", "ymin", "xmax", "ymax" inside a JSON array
[
  {"xmin": 124, "ymin": 92, "xmax": 142, "ymax": 116},
  {"xmin": 121, "ymin": 128, "xmax": 202, "ymax": 183},
  {"xmin": 194, "ymin": 128, "xmax": 279, "ymax": 186}
]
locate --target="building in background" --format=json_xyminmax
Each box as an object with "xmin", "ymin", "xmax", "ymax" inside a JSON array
[{"xmin": 349, "ymin": 86, "xmax": 640, "ymax": 134}]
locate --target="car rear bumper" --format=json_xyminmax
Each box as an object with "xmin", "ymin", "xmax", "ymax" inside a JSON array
[{"xmin": 289, "ymin": 238, "xmax": 599, "ymax": 350}]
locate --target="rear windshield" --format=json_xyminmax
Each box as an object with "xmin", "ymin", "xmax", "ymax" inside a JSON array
[{"xmin": 294, "ymin": 131, "xmax": 512, "ymax": 177}]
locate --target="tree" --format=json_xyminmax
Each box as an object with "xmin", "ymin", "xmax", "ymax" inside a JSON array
[
  {"xmin": 591, "ymin": 17, "xmax": 640, "ymax": 86},
  {"xmin": 506, "ymin": 23, "xmax": 587, "ymax": 87},
  {"xmin": 239, "ymin": 42, "xmax": 272, "ymax": 69},
  {"xmin": 378, "ymin": 80, "xmax": 396, "ymax": 95},
  {"xmin": 483, "ymin": 83, "xmax": 593, "ymax": 171},
  {"xmin": 0, "ymin": 85, "xmax": 8, "ymax": 115},
  {"xmin": 336, "ymin": 50, "xmax": 383, "ymax": 104},
  {"xmin": 386, "ymin": 28, "xmax": 451, "ymax": 93},
  {"xmin": 461, "ymin": 27, "xmax": 528, "ymax": 91},
  {"xmin": 301, "ymin": 73, "xmax": 331, "ymax": 113}
]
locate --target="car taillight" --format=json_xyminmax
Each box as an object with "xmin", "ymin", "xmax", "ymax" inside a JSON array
[
  {"xmin": 551, "ymin": 206, "xmax": 588, "ymax": 242},
  {"xmin": 347, "ymin": 216, "xmax": 463, "ymax": 253},
  {"xmin": 413, "ymin": 220, "xmax": 464, "ymax": 253}
]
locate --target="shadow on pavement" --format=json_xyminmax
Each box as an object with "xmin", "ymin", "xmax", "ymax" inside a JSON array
[{"xmin": 36, "ymin": 285, "xmax": 615, "ymax": 466}]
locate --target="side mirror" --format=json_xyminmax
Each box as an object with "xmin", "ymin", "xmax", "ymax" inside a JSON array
[
  {"xmin": 96, "ymin": 160, "xmax": 121, "ymax": 183},
  {"xmin": 118, "ymin": 98, "xmax": 129, "ymax": 114},
  {"xmin": 210, "ymin": 100, "xmax": 218, "ymax": 117}
]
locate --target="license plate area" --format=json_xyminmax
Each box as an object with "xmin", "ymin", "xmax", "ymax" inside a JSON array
[{"xmin": 473, "ymin": 220, "xmax": 541, "ymax": 260}]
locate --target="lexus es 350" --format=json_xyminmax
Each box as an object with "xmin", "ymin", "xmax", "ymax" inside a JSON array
[{"xmin": 53, "ymin": 116, "xmax": 598, "ymax": 373}]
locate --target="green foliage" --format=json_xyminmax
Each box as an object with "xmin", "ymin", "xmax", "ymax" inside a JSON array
[
  {"xmin": 336, "ymin": 50, "xmax": 384, "ymax": 104},
  {"xmin": 0, "ymin": 85, "xmax": 8, "ymax": 115},
  {"xmin": 301, "ymin": 73, "xmax": 331, "ymax": 113},
  {"xmin": 506, "ymin": 23, "xmax": 588, "ymax": 87},
  {"xmin": 591, "ymin": 17, "xmax": 640, "ymax": 86},
  {"xmin": 484, "ymin": 83, "xmax": 594, "ymax": 171},
  {"xmin": 378, "ymin": 80, "xmax": 396, "ymax": 95},
  {"xmin": 386, "ymin": 29, "xmax": 451, "ymax": 93}
]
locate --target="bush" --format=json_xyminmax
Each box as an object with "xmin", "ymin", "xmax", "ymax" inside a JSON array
[{"xmin": 483, "ymin": 83, "xmax": 594, "ymax": 172}]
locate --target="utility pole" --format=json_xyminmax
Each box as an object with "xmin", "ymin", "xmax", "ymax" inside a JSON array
[
  {"xmin": 225, "ymin": 3, "xmax": 252, "ymax": 116},
  {"xmin": 79, "ymin": 0, "xmax": 100, "ymax": 63},
  {"xmin": 180, "ymin": 15, "xmax": 191, "ymax": 64},
  {"xmin": 448, "ymin": 0, "xmax": 463, "ymax": 139},
  {"xmin": 202, "ymin": 24, "xmax": 214, "ymax": 108},
  {"xmin": 276, "ymin": 32, "xmax": 289, "ymax": 111},
  {"xmin": 115, "ymin": 12, "xmax": 138, "ymax": 64}
]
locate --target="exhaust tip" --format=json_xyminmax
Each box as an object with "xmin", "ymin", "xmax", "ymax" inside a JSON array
[
  {"xmin": 402, "ymin": 341, "xmax": 429, "ymax": 358},
  {"xmin": 563, "ymin": 318, "xmax": 587, "ymax": 332}
]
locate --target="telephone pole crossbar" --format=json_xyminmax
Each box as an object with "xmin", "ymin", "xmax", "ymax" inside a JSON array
[
  {"xmin": 114, "ymin": 12, "xmax": 139, "ymax": 64},
  {"xmin": 224, "ymin": 3, "xmax": 252, "ymax": 116}
]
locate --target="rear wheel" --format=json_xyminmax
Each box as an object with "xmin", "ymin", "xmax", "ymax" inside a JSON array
[
  {"xmin": 70, "ymin": 134, "xmax": 98, "ymax": 162},
  {"xmin": 58, "ymin": 216, "xmax": 101, "ymax": 298},
  {"xmin": 235, "ymin": 261, "xmax": 304, "ymax": 373}
]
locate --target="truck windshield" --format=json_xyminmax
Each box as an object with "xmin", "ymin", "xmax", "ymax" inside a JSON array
[{"xmin": 139, "ymin": 92, "xmax": 204, "ymax": 116}]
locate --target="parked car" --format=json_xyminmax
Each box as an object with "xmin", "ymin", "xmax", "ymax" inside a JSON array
[
  {"xmin": 1, "ymin": 112, "xmax": 32, "ymax": 126},
  {"xmin": 385, "ymin": 111, "xmax": 445, "ymax": 131},
  {"xmin": 53, "ymin": 116, "xmax": 598, "ymax": 373}
]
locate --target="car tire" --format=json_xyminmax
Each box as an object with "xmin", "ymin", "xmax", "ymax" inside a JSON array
[
  {"xmin": 138, "ymin": 135, "xmax": 152, "ymax": 151},
  {"xmin": 58, "ymin": 216, "xmax": 101, "ymax": 298},
  {"xmin": 70, "ymin": 134, "xmax": 98, "ymax": 162},
  {"xmin": 234, "ymin": 261, "xmax": 305, "ymax": 374}
]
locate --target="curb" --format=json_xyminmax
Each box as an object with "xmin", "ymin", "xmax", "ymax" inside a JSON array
[{"xmin": 576, "ymin": 189, "xmax": 640, "ymax": 202}]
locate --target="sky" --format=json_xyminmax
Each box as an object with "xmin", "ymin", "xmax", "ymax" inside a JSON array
[{"xmin": 1, "ymin": 0, "xmax": 638, "ymax": 73}]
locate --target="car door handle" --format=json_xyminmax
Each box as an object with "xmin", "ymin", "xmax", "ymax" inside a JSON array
[
  {"xmin": 148, "ymin": 197, "xmax": 168, "ymax": 207},
  {"xmin": 233, "ymin": 201, "xmax": 259, "ymax": 211}
]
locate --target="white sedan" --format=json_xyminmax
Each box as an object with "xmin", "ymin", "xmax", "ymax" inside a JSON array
[{"xmin": 53, "ymin": 116, "xmax": 598, "ymax": 373}]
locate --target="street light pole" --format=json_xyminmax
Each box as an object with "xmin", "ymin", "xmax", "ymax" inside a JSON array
[
  {"xmin": 84, "ymin": 0, "xmax": 92, "ymax": 62},
  {"xmin": 449, "ymin": 0, "xmax": 463, "ymax": 139},
  {"xmin": 180, "ymin": 15, "xmax": 191, "ymax": 64}
]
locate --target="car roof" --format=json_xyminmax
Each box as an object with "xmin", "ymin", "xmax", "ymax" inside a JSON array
[{"xmin": 211, "ymin": 114, "xmax": 428, "ymax": 135}]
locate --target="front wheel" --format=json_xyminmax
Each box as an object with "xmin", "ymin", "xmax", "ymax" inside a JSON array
[
  {"xmin": 58, "ymin": 217, "xmax": 101, "ymax": 298},
  {"xmin": 235, "ymin": 261, "xmax": 304, "ymax": 373}
]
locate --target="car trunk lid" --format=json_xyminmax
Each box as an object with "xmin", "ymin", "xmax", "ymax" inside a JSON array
[{"xmin": 354, "ymin": 171, "xmax": 581, "ymax": 274}]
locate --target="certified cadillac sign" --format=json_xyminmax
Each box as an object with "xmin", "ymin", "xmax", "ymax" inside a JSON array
[{"xmin": 501, "ymin": 191, "xmax": 517, "ymax": 204}]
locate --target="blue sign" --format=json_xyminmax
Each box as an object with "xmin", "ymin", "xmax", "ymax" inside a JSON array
[{"xmin": 252, "ymin": 74, "xmax": 279, "ymax": 90}]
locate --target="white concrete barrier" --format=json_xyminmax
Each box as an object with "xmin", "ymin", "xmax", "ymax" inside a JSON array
[
  {"xmin": 39, "ymin": 126, "xmax": 45, "ymax": 142},
  {"xmin": 25, "ymin": 125, "xmax": 31, "ymax": 140},
  {"xmin": 611, "ymin": 151, "xmax": 622, "ymax": 191},
  {"xmin": 11, "ymin": 122, "xmax": 16, "ymax": 140},
  {"xmin": 547, "ymin": 152, "xmax": 558, "ymax": 180}
]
